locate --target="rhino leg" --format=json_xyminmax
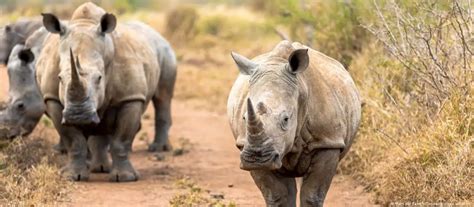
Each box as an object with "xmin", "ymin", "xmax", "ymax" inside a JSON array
[
  {"xmin": 46, "ymin": 100, "xmax": 89, "ymax": 181},
  {"xmin": 109, "ymin": 101, "xmax": 142, "ymax": 182},
  {"xmin": 250, "ymin": 170, "xmax": 297, "ymax": 207},
  {"xmin": 300, "ymin": 149, "xmax": 340, "ymax": 207},
  {"xmin": 53, "ymin": 136, "xmax": 67, "ymax": 154},
  {"xmin": 88, "ymin": 135, "xmax": 111, "ymax": 173},
  {"xmin": 148, "ymin": 84, "xmax": 174, "ymax": 152}
]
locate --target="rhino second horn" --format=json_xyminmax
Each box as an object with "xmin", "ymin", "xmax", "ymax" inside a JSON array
[{"xmin": 247, "ymin": 98, "xmax": 264, "ymax": 138}]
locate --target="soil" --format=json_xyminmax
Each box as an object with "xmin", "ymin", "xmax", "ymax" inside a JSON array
[{"xmin": 0, "ymin": 66, "xmax": 375, "ymax": 206}]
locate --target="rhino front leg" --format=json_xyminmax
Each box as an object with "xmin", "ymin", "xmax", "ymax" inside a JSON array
[
  {"xmin": 109, "ymin": 101, "xmax": 142, "ymax": 182},
  {"xmin": 251, "ymin": 170, "xmax": 297, "ymax": 207},
  {"xmin": 53, "ymin": 136, "xmax": 67, "ymax": 154},
  {"xmin": 88, "ymin": 135, "xmax": 111, "ymax": 173},
  {"xmin": 46, "ymin": 100, "xmax": 89, "ymax": 181},
  {"xmin": 148, "ymin": 92, "xmax": 173, "ymax": 152},
  {"xmin": 300, "ymin": 149, "xmax": 340, "ymax": 207}
]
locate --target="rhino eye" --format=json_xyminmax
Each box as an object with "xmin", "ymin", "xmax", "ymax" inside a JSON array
[
  {"xmin": 280, "ymin": 114, "xmax": 289, "ymax": 131},
  {"xmin": 16, "ymin": 102, "xmax": 25, "ymax": 111},
  {"xmin": 95, "ymin": 75, "xmax": 102, "ymax": 85}
]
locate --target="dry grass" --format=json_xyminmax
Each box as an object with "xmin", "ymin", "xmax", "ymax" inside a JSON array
[
  {"xmin": 174, "ymin": 62, "xmax": 237, "ymax": 113},
  {"xmin": 340, "ymin": 41, "xmax": 473, "ymax": 204},
  {"xmin": 170, "ymin": 177, "xmax": 236, "ymax": 207},
  {"xmin": 0, "ymin": 133, "xmax": 71, "ymax": 205},
  {"xmin": 338, "ymin": 1, "xmax": 473, "ymax": 204}
]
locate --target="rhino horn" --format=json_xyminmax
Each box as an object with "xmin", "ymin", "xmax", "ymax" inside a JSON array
[
  {"xmin": 69, "ymin": 48, "xmax": 79, "ymax": 85},
  {"xmin": 247, "ymin": 98, "xmax": 264, "ymax": 138},
  {"xmin": 68, "ymin": 48, "xmax": 87, "ymax": 102}
]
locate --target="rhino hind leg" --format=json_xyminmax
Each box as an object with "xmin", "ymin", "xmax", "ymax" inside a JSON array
[
  {"xmin": 46, "ymin": 100, "xmax": 89, "ymax": 181},
  {"xmin": 109, "ymin": 101, "xmax": 142, "ymax": 182},
  {"xmin": 88, "ymin": 135, "xmax": 111, "ymax": 173},
  {"xmin": 148, "ymin": 84, "xmax": 174, "ymax": 152},
  {"xmin": 250, "ymin": 170, "xmax": 297, "ymax": 207},
  {"xmin": 300, "ymin": 149, "xmax": 340, "ymax": 207}
]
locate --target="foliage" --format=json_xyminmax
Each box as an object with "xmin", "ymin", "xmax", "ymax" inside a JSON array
[
  {"xmin": 166, "ymin": 5, "xmax": 199, "ymax": 44},
  {"xmin": 170, "ymin": 178, "xmax": 236, "ymax": 207},
  {"xmin": 251, "ymin": 0, "xmax": 373, "ymax": 66},
  {"xmin": 340, "ymin": 0, "xmax": 473, "ymax": 204},
  {"xmin": 0, "ymin": 137, "xmax": 70, "ymax": 205}
]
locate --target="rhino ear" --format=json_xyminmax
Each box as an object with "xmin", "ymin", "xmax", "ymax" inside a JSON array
[
  {"xmin": 288, "ymin": 49, "xmax": 309, "ymax": 74},
  {"xmin": 231, "ymin": 52, "xmax": 257, "ymax": 75},
  {"xmin": 42, "ymin": 13, "xmax": 65, "ymax": 35},
  {"xmin": 99, "ymin": 13, "xmax": 116, "ymax": 34},
  {"xmin": 18, "ymin": 48, "xmax": 34, "ymax": 64}
]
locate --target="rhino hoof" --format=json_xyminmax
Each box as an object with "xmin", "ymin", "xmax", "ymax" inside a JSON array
[
  {"xmin": 148, "ymin": 142, "xmax": 172, "ymax": 152},
  {"xmin": 90, "ymin": 164, "xmax": 111, "ymax": 173},
  {"xmin": 61, "ymin": 166, "xmax": 90, "ymax": 181},
  {"xmin": 109, "ymin": 169, "xmax": 139, "ymax": 182}
]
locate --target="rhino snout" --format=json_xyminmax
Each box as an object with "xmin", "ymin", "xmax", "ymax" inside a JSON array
[
  {"xmin": 239, "ymin": 147, "xmax": 282, "ymax": 171},
  {"xmin": 62, "ymin": 102, "xmax": 100, "ymax": 126}
]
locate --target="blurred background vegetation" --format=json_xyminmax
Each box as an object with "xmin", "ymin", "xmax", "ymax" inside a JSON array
[{"xmin": 0, "ymin": 0, "xmax": 472, "ymax": 205}]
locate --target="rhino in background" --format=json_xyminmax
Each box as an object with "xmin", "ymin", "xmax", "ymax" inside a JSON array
[
  {"xmin": 36, "ymin": 2, "xmax": 176, "ymax": 182},
  {"xmin": 227, "ymin": 41, "xmax": 361, "ymax": 206},
  {"xmin": 0, "ymin": 27, "xmax": 49, "ymax": 140},
  {"xmin": 0, "ymin": 19, "xmax": 42, "ymax": 64},
  {"xmin": 0, "ymin": 44, "xmax": 44, "ymax": 139}
]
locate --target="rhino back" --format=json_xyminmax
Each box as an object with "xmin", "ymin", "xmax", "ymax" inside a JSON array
[
  {"xmin": 125, "ymin": 21, "xmax": 177, "ymax": 88},
  {"xmin": 14, "ymin": 19, "xmax": 43, "ymax": 39},
  {"xmin": 104, "ymin": 24, "xmax": 160, "ymax": 106}
]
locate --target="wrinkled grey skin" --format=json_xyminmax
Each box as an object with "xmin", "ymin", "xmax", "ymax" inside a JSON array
[
  {"xmin": 37, "ymin": 3, "xmax": 176, "ymax": 182},
  {"xmin": 227, "ymin": 41, "xmax": 361, "ymax": 207},
  {"xmin": 0, "ymin": 44, "xmax": 45, "ymax": 139},
  {"xmin": 126, "ymin": 21, "xmax": 177, "ymax": 152},
  {"xmin": 0, "ymin": 19, "xmax": 42, "ymax": 64},
  {"xmin": 0, "ymin": 27, "xmax": 69, "ymax": 153}
]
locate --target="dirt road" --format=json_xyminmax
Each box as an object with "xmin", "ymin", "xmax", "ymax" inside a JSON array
[{"xmin": 0, "ymin": 67, "xmax": 374, "ymax": 206}]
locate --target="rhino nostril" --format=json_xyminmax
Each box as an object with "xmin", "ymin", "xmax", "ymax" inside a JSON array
[
  {"xmin": 272, "ymin": 153, "xmax": 280, "ymax": 162},
  {"xmin": 236, "ymin": 143, "xmax": 244, "ymax": 151}
]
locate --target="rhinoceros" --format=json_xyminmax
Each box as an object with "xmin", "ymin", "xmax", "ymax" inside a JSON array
[
  {"xmin": 0, "ymin": 26, "xmax": 49, "ymax": 140},
  {"xmin": 227, "ymin": 41, "xmax": 361, "ymax": 206},
  {"xmin": 0, "ymin": 19, "xmax": 42, "ymax": 64},
  {"xmin": 35, "ymin": 2, "xmax": 176, "ymax": 182},
  {"xmin": 0, "ymin": 44, "xmax": 44, "ymax": 139}
]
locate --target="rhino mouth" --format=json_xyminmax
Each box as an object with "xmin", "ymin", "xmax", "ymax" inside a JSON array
[
  {"xmin": 62, "ymin": 97, "xmax": 100, "ymax": 126},
  {"xmin": 240, "ymin": 148, "xmax": 282, "ymax": 170}
]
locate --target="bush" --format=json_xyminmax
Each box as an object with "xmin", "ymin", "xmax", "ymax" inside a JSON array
[
  {"xmin": 196, "ymin": 13, "xmax": 272, "ymax": 41},
  {"xmin": 166, "ymin": 5, "xmax": 199, "ymax": 44},
  {"xmin": 340, "ymin": 0, "xmax": 473, "ymax": 204},
  {"xmin": 0, "ymin": 137, "xmax": 70, "ymax": 205},
  {"xmin": 252, "ymin": 0, "xmax": 373, "ymax": 66}
]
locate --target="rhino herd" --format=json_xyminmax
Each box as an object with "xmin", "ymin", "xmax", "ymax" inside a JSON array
[{"xmin": 0, "ymin": 3, "xmax": 361, "ymax": 206}]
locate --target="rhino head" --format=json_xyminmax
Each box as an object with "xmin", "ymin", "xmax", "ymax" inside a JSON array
[
  {"xmin": 231, "ymin": 49, "xmax": 309, "ymax": 171},
  {"xmin": 0, "ymin": 45, "xmax": 45, "ymax": 139},
  {"xmin": 41, "ymin": 12, "xmax": 116, "ymax": 125}
]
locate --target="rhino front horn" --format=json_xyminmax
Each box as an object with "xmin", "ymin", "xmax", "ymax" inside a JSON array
[
  {"xmin": 69, "ymin": 48, "xmax": 80, "ymax": 85},
  {"xmin": 68, "ymin": 48, "xmax": 87, "ymax": 101},
  {"xmin": 247, "ymin": 98, "xmax": 264, "ymax": 138}
]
